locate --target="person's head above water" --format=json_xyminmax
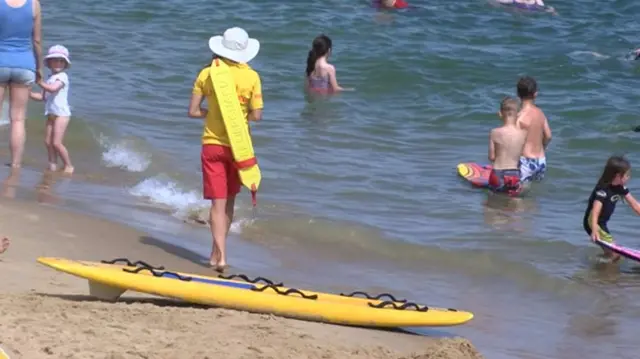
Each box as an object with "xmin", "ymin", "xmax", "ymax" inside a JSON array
[
  {"xmin": 499, "ymin": 96, "xmax": 519, "ymax": 123},
  {"xmin": 379, "ymin": 0, "xmax": 409, "ymax": 9},
  {"xmin": 624, "ymin": 48, "xmax": 640, "ymax": 62},
  {"xmin": 306, "ymin": 34, "xmax": 332, "ymax": 77},
  {"xmin": 597, "ymin": 156, "xmax": 631, "ymax": 187},
  {"xmin": 497, "ymin": 0, "xmax": 545, "ymax": 8},
  {"xmin": 517, "ymin": 76, "xmax": 538, "ymax": 101}
]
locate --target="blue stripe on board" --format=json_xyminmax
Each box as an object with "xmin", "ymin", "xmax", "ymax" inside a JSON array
[{"xmin": 159, "ymin": 272, "xmax": 256, "ymax": 290}]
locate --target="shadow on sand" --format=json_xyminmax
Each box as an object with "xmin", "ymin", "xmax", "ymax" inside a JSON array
[
  {"xmin": 36, "ymin": 292, "xmax": 441, "ymax": 337},
  {"xmin": 138, "ymin": 235, "xmax": 210, "ymax": 269},
  {"xmin": 36, "ymin": 292, "xmax": 210, "ymax": 309}
]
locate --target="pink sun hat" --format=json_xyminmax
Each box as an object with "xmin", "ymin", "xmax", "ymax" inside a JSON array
[{"xmin": 44, "ymin": 45, "xmax": 71, "ymax": 66}]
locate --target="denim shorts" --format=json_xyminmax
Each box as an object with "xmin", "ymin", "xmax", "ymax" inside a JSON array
[{"xmin": 0, "ymin": 67, "xmax": 36, "ymax": 85}]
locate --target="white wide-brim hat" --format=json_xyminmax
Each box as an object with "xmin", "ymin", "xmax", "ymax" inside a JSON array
[
  {"xmin": 44, "ymin": 44, "xmax": 71, "ymax": 66},
  {"xmin": 208, "ymin": 27, "xmax": 260, "ymax": 64}
]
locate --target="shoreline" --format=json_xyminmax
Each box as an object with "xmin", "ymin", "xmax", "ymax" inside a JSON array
[{"xmin": 0, "ymin": 194, "xmax": 484, "ymax": 358}]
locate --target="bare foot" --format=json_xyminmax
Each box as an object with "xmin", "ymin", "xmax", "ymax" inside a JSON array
[
  {"xmin": 63, "ymin": 166, "xmax": 74, "ymax": 175},
  {"xmin": 0, "ymin": 237, "xmax": 10, "ymax": 254},
  {"xmin": 48, "ymin": 163, "xmax": 57, "ymax": 172},
  {"xmin": 215, "ymin": 262, "xmax": 229, "ymax": 273},
  {"xmin": 8, "ymin": 163, "xmax": 20, "ymax": 169},
  {"xmin": 209, "ymin": 248, "xmax": 227, "ymax": 273},
  {"xmin": 208, "ymin": 253, "xmax": 218, "ymax": 268},
  {"xmin": 209, "ymin": 246, "xmax": 222, "ymax": 265}
]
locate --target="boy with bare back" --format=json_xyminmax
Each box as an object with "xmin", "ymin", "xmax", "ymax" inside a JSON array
[
  {"xmin": 516, "ymin": 76, "xmax": 552, "ymax": 185},
  {"xmin": 488, "ymin": 97, "xmax": 528, "ymax": 195}
]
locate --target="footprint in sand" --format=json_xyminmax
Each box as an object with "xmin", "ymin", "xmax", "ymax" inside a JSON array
[
  {"xmin": 0, "ymin": 237, "xmax": 10, "ymax": 254},
  {"xmin": 55, "ymin": 231, "xmax": 77, "ymax": 239},
  {"xmin": 25, "ymin": 214, "xmax": 39, "ymax": 222}
]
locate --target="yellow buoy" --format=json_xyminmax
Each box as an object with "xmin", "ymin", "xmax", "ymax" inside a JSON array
[{"xmin": 209, "ymin": 58, "xmax": 261, "ymax": 205}]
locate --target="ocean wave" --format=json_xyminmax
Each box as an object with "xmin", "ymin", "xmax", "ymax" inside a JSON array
[
  {"xmin": 97, "ymin": 133, "xmax": 151, "ymax": 172},
  {"xmin": 127, "ymin": 175, "xmax": 252, "ymax": 233}
]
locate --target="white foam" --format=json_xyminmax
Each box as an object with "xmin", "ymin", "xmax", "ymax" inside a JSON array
[
  {"xmin": 98, "ymin": 134, "xmax": 151, "ymax": 172},
  {"xmin": 129, "ymin": 176, "xmax": 207, "ymax": 216},
  {"xmin": 568, "ymin": 50, "xmax": 610, "ymax": 60},
  {"xmin": 128, "ymin": 175, "xmax": 249, "ymax": 233},
  {"xmin": 230, "ymin": 218, "xmax": 253, "ymax": 234}
]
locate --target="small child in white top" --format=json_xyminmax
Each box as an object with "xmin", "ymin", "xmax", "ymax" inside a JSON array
[{"xmin": 30, "ymin": 45, "xmax": 74, "ymax": 174}]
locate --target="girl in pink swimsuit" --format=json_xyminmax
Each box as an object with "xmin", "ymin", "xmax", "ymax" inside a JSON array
[{"xmin": 305, "ymin": 34, "xmax": 349, "ymax": 94}]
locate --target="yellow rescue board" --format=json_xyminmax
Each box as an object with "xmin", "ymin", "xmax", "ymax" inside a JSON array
[
  {"xmin": 209, "ymin": 59, "xmax": 261, "ymax": 194},
  {"xmin": 37, "ymin": 257, "xmax": 474, "ymax": 328}
]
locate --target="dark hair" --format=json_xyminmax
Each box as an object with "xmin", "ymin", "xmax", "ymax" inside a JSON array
[
  {"xmin": 500, "ymin": 96, "xmax": 519, "ymax": 119},
  {"xmin": 517, "ymin": 76, "xmax": 538, "ymax": 99},
  {"xmin": 305, "ymin": 34, "xmax": 332, "ymax": 77},
  {"xmin": 201, "ymin": 54, "xmax": 237, "ymax": 71},
  {"xmin": 597, "ymin": 155, "xmax": 631, "ymax": 187}
]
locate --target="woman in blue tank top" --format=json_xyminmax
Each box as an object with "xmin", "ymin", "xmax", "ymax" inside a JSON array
[{"xmin": 0, "ymin": 0, "xmax": 43, "ymax": 168}]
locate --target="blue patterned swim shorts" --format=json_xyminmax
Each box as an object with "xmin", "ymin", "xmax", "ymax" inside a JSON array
[{"xmin": 519, "ymin": 157, "xmax": 546, "ymax": 183}]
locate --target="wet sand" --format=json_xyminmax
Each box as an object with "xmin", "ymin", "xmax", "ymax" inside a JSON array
[{"xmin": 0, "ymin": 197, "xmax": 484, "ymax": 359}]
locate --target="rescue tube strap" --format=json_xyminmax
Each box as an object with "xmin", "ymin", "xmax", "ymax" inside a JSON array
[{"xmin": 236, "ymin": 157, "xmax": 257, "ymax": 169}]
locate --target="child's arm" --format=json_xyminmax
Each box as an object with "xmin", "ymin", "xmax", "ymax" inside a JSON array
[
  {"xmin": 187, "ymin": 71, "xmax": 209, "ymax": 118},
  {"xmin": 187, "ymin": 93, "xmax": 207, "ymax": 118},
  {"xmin": 39, "ymin": 78, "xmax": 64, "ymax": 94},
  {"xmin": 29, "ymin": 90, "xmax": 44, "ymax": 101},
  {"xmin": 188, "ymin": 74, "xmax": 208, "ymax": 119},
  {"xmin": 488, "ymin": 131, "xmax": 496, "ymax": 163},
  {"xmin": 328, "ymin": 66, "xmax": 353, "ymax": 92},
  {"xmin": 248, "ymin": 109, "xmax": 263, "ymax": 122},
  {"xmin": 624, "ymin": 192, "xmax": 640, "ymax": 215},
  {"xmin": 248, "ymin": 76, "xmax": 263, "ymax": 122},
  {"xmin": 589, "ymin": 200, "xmax": 603, "ymax": 241}
]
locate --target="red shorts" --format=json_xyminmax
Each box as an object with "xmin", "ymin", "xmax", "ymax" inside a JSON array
[{"xmin": 201, "ymin": 144, "xmax": 241, "ymax": 200}]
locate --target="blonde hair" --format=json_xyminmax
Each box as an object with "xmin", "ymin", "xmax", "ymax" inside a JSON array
[{"xmin": 500, "ymin": 96, "xmax": 519, "ymax": 120}]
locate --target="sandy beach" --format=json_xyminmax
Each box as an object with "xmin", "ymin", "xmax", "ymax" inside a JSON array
[{"xmin": 0, "ymin": 196, "xmax": 484, "ymax": 359}]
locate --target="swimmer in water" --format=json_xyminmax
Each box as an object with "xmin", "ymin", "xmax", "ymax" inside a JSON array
[
  {"xmin": 495, "ymin": 0, "xmax": 557, "ymax": 15},
  {"xmin": 487, "ymin": 97, "xmax": 527, "ymax": 197},
  {"xmin": 376, "ymin": 0, "xmax": 409, "ymax": 9},
  {"xmin": 516, "ymin": 76, "xmax": 552, "ymax": 186},
  {"xmin": 583, "ymin": 156, "xmax": 640, "ymax": 263},
  {"xmin": 305, "ymin": 35, "xmax": 350, "ymax": 93}
]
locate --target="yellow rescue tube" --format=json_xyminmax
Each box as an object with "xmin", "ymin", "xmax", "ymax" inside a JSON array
[
  {"xmin": 37, "ymin": 257, "xmax": 474, "ymax": 328},
  {"xmin": 209, "ymin": 58, "xmax": 261, "ymax": 201}
]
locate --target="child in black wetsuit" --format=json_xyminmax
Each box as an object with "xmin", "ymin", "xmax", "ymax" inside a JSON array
[{"xmin": 583, "ymin": 156, "xmax": 640, "ymax": 261}]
